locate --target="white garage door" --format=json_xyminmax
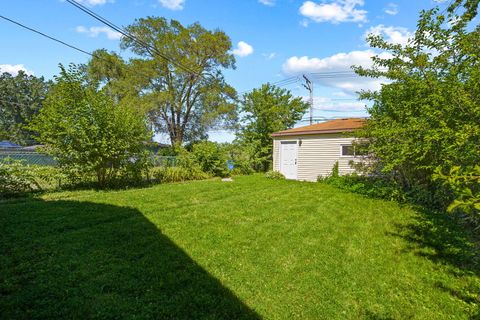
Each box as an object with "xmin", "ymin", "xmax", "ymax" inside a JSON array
[{"xmin": 280, "ymin": 141, "xmax": 298, "ymax": 179}]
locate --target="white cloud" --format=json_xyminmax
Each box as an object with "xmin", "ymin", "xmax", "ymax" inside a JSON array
[
  {"xmin": 364, "ymin": 25, "xmax": 412, "ymax": 46},
  {"xmin": 332, "ymin": 91, "xmax": 349, "ymax": 97},
  {"xmin": 384, "ymin": 3, "xmax": 398, "ymax": 15},
  {"xmin": 232, "ymin": 41, "xmax": 254, "ymax": 57},
  {"xmin": 300, "ymin": 19, "xmax": 310, "ymax": 27},
  {"xmin": 282, "ymin": 50, "xmax": 392, "ymax": 94},
  {"xmin": 158, "ymin": 0, "xmax": 184, "ymax": 10},
  {"xmin": 76, "ymin": 0, "xmax": 113, "ymax": 6},
  {"xmin": 75, "ymin": 26, "xmax": 122, "ymax": 40},
  {"xmin": 262, "ymin": 52, "xmax": 277, "ymax": 60},
  {"xmin": 0, "ymin": 64, "xmax": 33, "ymax": 76},
  {"xmin": 312, "ymin": 97, "xmax": 367, "ymax": 111},
  {"xmin": 259, "ymin": 0, "xmax": 275, "ymax": 6},
  {"xmin": 299, "ymin": 0, "xmax": 367, "ymax": 24}
]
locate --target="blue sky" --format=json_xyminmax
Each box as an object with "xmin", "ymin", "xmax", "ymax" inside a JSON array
[{"xmin": 0, "ymin": 0, "xmax": 449, "ymax": 142}]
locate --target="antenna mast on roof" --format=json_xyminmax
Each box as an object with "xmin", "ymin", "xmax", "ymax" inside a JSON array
[{"xmin": 302, "ymin": 74, "xmax": 313, "ymax": 125}]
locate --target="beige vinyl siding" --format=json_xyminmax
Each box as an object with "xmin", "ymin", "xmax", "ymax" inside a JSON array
[
  {"xmin": 273, "ymin": 134, "xmax": 359, "ymax": 181},
  {"xmin": 273, "ymin": 139, "xmax": 280, "ymax": 171}
]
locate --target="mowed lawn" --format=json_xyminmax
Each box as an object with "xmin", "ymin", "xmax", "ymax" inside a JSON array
[{"xmin": 1, "ymin": 175, "xmax": 479, "ymax": 319}]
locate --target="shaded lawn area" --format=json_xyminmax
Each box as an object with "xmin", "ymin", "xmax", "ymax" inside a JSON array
[{"xmin": 1, "ymin": 175, "xmax": 479, "ymax": 319}]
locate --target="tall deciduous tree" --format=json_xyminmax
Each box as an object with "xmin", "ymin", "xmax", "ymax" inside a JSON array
[
  {"xmin": 0, "ymin": 71, "xmax": 50, "ymax": 145},
  {"xmin": 88, "ymin": 18, "xmax": 237, "ymax": 146},
  {"xmin": 355, "ymin": 0, "xmax": 480, "ymax": 208},
  {"xmin": 238, "ymin": 84, "xmax": 308, "ymax": 171}
]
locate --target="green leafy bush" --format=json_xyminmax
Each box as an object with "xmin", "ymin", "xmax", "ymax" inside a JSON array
[
  {"xmin": 29, "ymin": 165, "xmax": 67, "ymax": 190},
  {"xmin": 434, "ymin": 166, "xmax": 480, "ymax": 216},
  {"xmin": 230, "ymin": 166, "xmax": 253, "ymax": 176},
  {"xmin": 354, "ymin": 4, "xmax": 480, "ymax": 210},
  {"xmin": 0, "ymin": 158, "xmax": 40, "ymax": 197},
  {"xmin": 318, "ymin": 162, "xmax": 452, "ymax": 208},
  {"xmin": 29, "ymin": 64, "xmax": 152, "ymax": 187},
  {"xmin": 319, "ymin": 173, "xmax": 407, "ymax": 202},
  {"xmin": 191, "ymin": 141, "xmax": 229, "ymax": 177},
  {"xmin": 175, "ymin": 147, "xmax": 202, "ymax": 170},
  {"xmin": 223, "ymin": 142, "xmax": 256, "ymax": 175},
  {"xmin": 265, "ymin": 171, "xmax": 285, "ymax": 180},
  {"xmin": 150, "ymin": 167, "xmax": 210, "ymax": 184}
]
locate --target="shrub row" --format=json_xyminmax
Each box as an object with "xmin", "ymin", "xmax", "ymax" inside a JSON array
[
  {"xmin": 150, "ymin": 167, "xmax": 210, "ymax": 184},
  {"xmin": 0, "ymin": 158, "xmax": 214, "ymax": 198},
  {"xmin": 318, "ymin": 174, "xmax": 407, "ymax": 202}
]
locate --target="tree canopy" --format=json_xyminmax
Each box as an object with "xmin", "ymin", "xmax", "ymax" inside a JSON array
[
  {"xmin": 238, "ymin": 83, "xmax": 308, "ymax": 171},
  {"xmin": 30, "ymin": 65, "xmax": 152, "ymax": 186},
  {"xmin": 0, "ymin": 71, "xmax": 50, "ymax": 145},
  {"xmin": 87, "ymin": 17, "xmax": 238, "ymax": 146},
  {"xmin": 355, "ymin": 0, "xmax": 480, "ymax": 208}
]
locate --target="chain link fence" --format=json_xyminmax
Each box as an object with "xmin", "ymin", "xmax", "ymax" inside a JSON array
[
  {"xmin": 151, "ymin": 155, "xmax": 178, "ymax": 167},
  {"xmin": 0, "ymin": 149, "xmax": 57, "ymax": 166},
  {"xmin": 0, "ymin": 150, "xmax": 179, "ymax": 168}
]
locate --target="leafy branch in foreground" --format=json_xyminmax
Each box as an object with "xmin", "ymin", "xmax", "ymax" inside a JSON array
[
  {"xmin": 434, "ymin": 166, "xmax": 480, "ymax": 216},
  {"xmin": 353, "ymin": 1, "xmax": 480, "ymax": 209}
]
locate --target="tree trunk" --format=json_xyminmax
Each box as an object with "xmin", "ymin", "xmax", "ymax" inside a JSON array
[{"xmin": 170, "ymin": 126, "xmax": 184, "ymax": 146}]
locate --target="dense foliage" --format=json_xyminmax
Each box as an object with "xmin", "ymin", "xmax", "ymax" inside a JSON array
[
  {"xmin": 223, "ymin": 142, "xmax": 256, "ymax": 175},
  {"xmin": 88, "ymin": 18, "xmax": 237, "ymax": 146},
  {"xmin": 0, "ymin": 71, "xmax": 50, "ymax": 145},
  {"xmin": 238, "ymin": 84, "xmax": 308, "ymax": 171},
  {"xmin": 190, "ymin": 141, "xmax": 229, "ymax": 177},
  {"xmin": 0, "ymin": 158, "xmax": 40, "ymax": 197},
  {"xmin": 435, "ymin": 166, "xmax": 480, "ymax": 216},
  {"xmin": 150, "ymin": 166, "xmax": 210, "ymax": 183},
  {"xmin": 30, "ymin": 65, "xmax": 152, "ymax": 187},
  {"xmin": 355, "ymin": 1, "xmax": 480, "ymax": 210}
]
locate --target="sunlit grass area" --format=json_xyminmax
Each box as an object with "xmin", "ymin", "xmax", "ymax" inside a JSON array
[{"xmin": 1, "ymin": 175, "xmax": 478, "ymax": 319}]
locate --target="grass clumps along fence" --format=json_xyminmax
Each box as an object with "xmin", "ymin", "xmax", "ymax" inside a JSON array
[
  {"xmin": 0, "ymin": 157, "xmax": 215, "ymax": 198},
  {"xmin": 150, "ymin": 167, "xmax": 210, "ymax": 184}
]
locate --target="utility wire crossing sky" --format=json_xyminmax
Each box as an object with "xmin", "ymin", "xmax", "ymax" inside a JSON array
[{"xmin": 0, "ymin": 0, "xmax": 452, "ymax": 141}]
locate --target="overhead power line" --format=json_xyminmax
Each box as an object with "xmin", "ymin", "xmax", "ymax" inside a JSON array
[
  {"xmin": 302, "ymin": 74, "xmax": 314, "ymax": 125},
  {"xmin": 0, "ymin": 14, "xmax": 95, "ymax": 58},
  {"xmin": 271, "ymin": 76, "xmax": 299, "ymax": 86},
  {"xmin": 239, "ymin": 69, "xmax": 380, "ymax": 95},
  {"xmin": 309, "ymin": 70, "xmax": 357, "ymax": 75},
  {"xmin": 238, "ymin": 76, "xmax": 300, "ymax": 95},
  {"xmin": 0, "ymin": 14, "xmax": 160, "ymax": 82},
  {"xmin": 298, "ymin": 116, "xmax": 347, "ymax": 122},
  {"xmin": 310, "ymin": 74, "xmax": 360, "ymax": 79},
  {"xmin": 65, "ymin": 0, "xmax": 200, "ymax": 76}
]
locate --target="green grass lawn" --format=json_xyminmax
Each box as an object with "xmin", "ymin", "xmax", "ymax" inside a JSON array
[{"xmin": 1, "ymin": 175, "xmax": 479, "ymax": 319}]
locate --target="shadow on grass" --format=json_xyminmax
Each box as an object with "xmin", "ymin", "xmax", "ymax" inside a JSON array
[
  {"xmin": 391, "ymin": 208, "xmax": 479, "ymax": 276},
  {"xmin": 388, "ymin": 208, "xmax": 480, "ymax": 318},
  {"xmin": 363, "ymin": 310, "xmax": 395, "ymax": 320},
  {"xmin": 0, "ymin": 199, "xmax": 260, "ymax": 320}
]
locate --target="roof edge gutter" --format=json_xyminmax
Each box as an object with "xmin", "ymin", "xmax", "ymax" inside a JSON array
[{"xmin": 271, "ymin": 128, "xmax": 358, "ymax": 137}]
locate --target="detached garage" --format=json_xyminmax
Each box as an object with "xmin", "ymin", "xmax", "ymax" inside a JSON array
[{"xmin": 271, "ymin": 118, "xmax": 366, "ymax": 181}]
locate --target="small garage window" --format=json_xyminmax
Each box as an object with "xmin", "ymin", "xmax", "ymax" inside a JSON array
[
  {"xmin": 341, "ymin": 145, "xmax": 355, "ymax": 156},
  {"xmin": 341, "ymin": 144, "xmax": 367, "ymax": 157}
]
